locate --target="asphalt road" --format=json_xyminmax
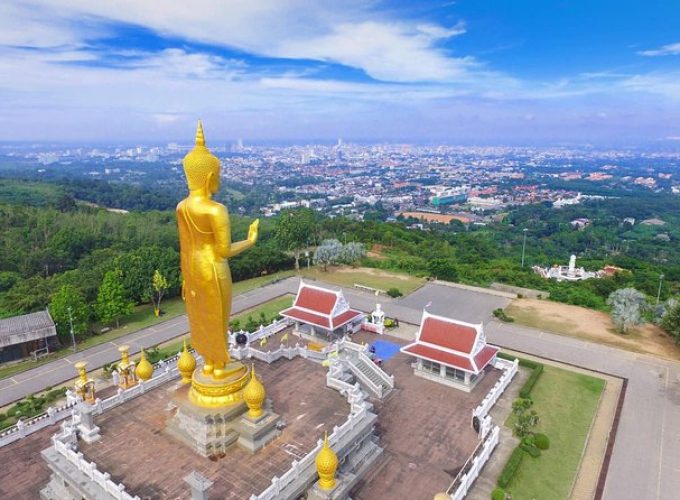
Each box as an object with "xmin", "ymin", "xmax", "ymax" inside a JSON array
[{"xmin": 1, "ymin": 275, "xmax": 678, "ymax": 499}]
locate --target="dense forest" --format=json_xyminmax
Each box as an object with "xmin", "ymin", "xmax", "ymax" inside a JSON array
[
  {"xmin": 0, "ymin": 199, "xmax": 292, "ymax": 339},
  {"xmin": 2, "ymin": 178, "xmax": 680, "ymax": 344}
]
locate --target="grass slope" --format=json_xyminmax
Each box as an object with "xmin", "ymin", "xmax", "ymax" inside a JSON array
[
  {"xmin": 231, "ymin": 295, "xmax": 293, "ymax": 325},
  {"xmin": 300, "ymin": 266, "xmax": 424, "ymax": 295},
  {"xmin": 505, "ymin": 366, "xmax": 605, "ymax": 499}
]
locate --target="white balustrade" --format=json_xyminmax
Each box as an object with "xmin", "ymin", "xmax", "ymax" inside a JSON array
[
  {"xmin": 449, "ymin": 425, "xmax": 500, "ymax": 500},
  {"xmin": 472, "ymin": 358, "xmax": 518, "ymax": 422}
]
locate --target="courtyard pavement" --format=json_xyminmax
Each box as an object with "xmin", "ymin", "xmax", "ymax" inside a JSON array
[{"xmin": 0, "ymin": 274, "xmax": 678, "ymax": 499}]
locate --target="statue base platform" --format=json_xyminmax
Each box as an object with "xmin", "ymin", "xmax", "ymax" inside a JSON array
[
  {"xmin": 235, "ymin": 409, "xmax": 281, "ymax": 453},
  {"xmin": 167, "ymin": 383, "xmax": 281, "ymax": 458},
  {"xmin": 189, "ymin": 362, "xmax": 249, "ymax": 408},
  {"xmin": 307, "ymin": 473, "xmax": 356, "ymax": 500}
]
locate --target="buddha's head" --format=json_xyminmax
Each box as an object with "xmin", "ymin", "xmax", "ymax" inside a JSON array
[{"xmin": 183, "ymin": 121, "xmax": 221, "ymax": 194}]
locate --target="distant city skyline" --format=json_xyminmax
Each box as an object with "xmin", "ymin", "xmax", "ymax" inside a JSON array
[{"xmin": 1, "ymin": 1, "xmax": 679, "ymax": 145}]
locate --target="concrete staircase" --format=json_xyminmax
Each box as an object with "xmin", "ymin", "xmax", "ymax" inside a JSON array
[{"xmin": 336, "ymin": 340, "xmax": 394, "ymax": 399}]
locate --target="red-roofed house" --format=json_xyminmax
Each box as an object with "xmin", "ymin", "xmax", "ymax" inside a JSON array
[
  {"xmin": 401, "ymin": 310, "xmax": 499, "ymax": 392},
  {"xmin": 280, "ymin": 281, "xmax": 365, "ymax": 339}
]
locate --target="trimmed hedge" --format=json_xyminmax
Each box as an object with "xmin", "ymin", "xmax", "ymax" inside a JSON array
[
  {"xmin": 534, "ymin": 433, "xmax": 550, "ymax": 450},
  {"xmin": 497, "ymin": 445, "xmax": 525, "ymax": 488},
  {"xmin": 491, "ymin": 487, "xmax": 506, "ymax": 500},
  {"xmin": 497, "ymin": 352, "xmax": 544, "ymax": 398},
  {"xmin": 519, "ymin": 363, "xmax": 544, "ymax": 398},
  {"xmin": 521, "ymin": 443, "xmax": 541, "ymax": 457}
]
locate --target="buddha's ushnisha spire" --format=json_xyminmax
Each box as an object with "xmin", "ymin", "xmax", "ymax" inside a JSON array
[{"xmin": 195, "ymin": 120, "xmax": 205, "ymax": 147}]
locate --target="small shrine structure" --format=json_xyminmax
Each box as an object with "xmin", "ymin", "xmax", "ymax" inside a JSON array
[
  {"xmin": 362, "ymin": 304, "xmax": 386, "ymax": 334},
  {"xmin": 401, "ymin": 310, "xmax": 499, "ymax": 392},
  {"xmin": 115, "ymin": 345, "xmax": 137, "ymax": 389},
  {"xmin": 73, "ymin": 361, "xmax": 96, "ymax": 404},
  {"xmin": 280, "ymin": 281, "xmax": 364, "ymax": 339},
  {"xmin": 533, "ymin": 254, "xmax": 600, "ymax": 282}
]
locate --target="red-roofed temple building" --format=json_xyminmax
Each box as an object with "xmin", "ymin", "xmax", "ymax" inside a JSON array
[
  {"xmin": 401, "ymin": 310, "xmax": 499, "ymax": 392},
  {"xmin": 280, "ymin": 281, "xmax": 364, "ymax": 339}
]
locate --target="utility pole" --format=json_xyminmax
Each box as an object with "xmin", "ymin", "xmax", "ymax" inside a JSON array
[
  {"xmin": 67, "ymin": 306, "xmax": 77, "ymax": 352},
  {"xmin": 656, "ymin": 273, "xmax": 665, "ymax": 306},
  {"xmin": 521, "ymin": 228, "xmax": 528, "ymax": 268}
]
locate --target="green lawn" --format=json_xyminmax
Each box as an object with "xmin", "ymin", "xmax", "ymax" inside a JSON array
[
  {"xmin": 232, "ymin": 270, "xmax": 295, "ymax": 295},
  {"xmin": 300, "ymin": 266, "xmax": 424, "ymax": 295},
  {"xmin": 504, "ymin": 366, "xmax": 605, "ymax": 499},
  {"xmin": 0, "ymin": 270, "xmax": 295, "ymax": 380},
  {"xmin": 231, "ymin": 295, "xmax": 294, "ymax": 325}
]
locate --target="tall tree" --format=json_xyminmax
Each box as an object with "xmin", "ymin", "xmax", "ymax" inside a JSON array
[
  {"xmin": 274, "ymin": 208, "xmax": 316, "ymax": 271},
  {"xmin": 341, "ymin": 242, "xmax": 366, "ymax": 267},
  {"xmin": 314, "ymin": 239, "xmax": 343, "ymax": 272},
  {"xmin": 661, "ymin": 301, "xmax": 680, "ymax": 343},
  {"xmin": 115, "ymin": 246, "xmax": 179, "ymax": 303},
  {"xmin": 607, "ymin": 288, "xmax": 647, "ymax": 333},
  {"xmin": 151, "ymin": 269, "xmax": 169, "ymax": 317},
  {"xmin": 49, "ymin": 284, "xmax": 89, "ymax": 341},
  {"xmin": 96, "ymin": 269, "xmax": 133, "ymax": 328}
]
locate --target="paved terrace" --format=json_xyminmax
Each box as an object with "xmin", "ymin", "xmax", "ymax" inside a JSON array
[
  {"xmin": 349, "ymin": 332, "xmax": 501, "ymax": 500},
  {"xmin": 80, "ymin": 357, "xmax": 347, "ymax": 499}
]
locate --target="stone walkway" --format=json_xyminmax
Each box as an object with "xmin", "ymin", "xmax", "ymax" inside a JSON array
[{"xmin": 466, "ymin": 366, "xmax": 529, "ymax": 500}]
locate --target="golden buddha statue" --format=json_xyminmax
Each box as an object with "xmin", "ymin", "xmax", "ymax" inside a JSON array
[{"xmin": 177, "ymin": 121, "xmax": 259, "ymax": 407}]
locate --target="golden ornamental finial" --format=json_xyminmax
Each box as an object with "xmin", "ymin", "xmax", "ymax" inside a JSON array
[
  {"xmin": 315, "ymin": 431, "xmax": 339, "ymax": 490},
  {"xmin": 243, "ymin": 363, "xmax": 266, "ymax": 418},
  {"xmin": 196, "ymin": 120, "xmax": 205, "ymax": 147},
  {"xmin": 135, "ymin": 348, "xmax": 154, "ymax": 381},
  {"xmin": 178, "ymin": 337, "xmax": 197, "ymax": 384}
]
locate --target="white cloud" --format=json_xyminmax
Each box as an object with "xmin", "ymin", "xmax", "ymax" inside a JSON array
[
  {"xmin": 9, "ymin": 1, "xmax": 470, "ymax": 83},
  {"xmin": 0, "ymin": 1, "xmax": 679, "ymax": 142},
  {"xmin": 416, "ymin": 21, "xmax": 466, "ymax": 39},
  {"xmin": 152, "ymin": 113, "xmax": 183, "ymax": 125},
  {"xmin": 638, "ymin": 42, "xmax": 680, "ymax": 57},
  {"xmin": 618, "ymin": 72, "xmax": 680, "ymax": 100},
  {"xmin": 119, "ymin": 49, "xmax": 245, "ymax": 79},
  {"xmin": 275, "ymin": 21, "xmax": 473, "ymax": 82}
]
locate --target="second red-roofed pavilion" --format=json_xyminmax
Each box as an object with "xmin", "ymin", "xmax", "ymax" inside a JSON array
[{"xmin": 401, "ymin": 310, "xmax": 499, "ymax": 392}]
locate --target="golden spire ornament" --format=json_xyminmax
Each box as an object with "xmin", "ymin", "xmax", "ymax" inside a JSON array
[
  {"xmin": 177, "ymin": 338, "xmax": 196, "ymax": 384},
  {"xmin": 135, "ymin": 348, "xmax": 154, "ymax": 381},
  {"xmin": 315, "ymin": 432, "xmax": 339, "ymax": 490},
  {"xmin": 243, "ymin": 364, "xmax": 266, "ymax": 418}
]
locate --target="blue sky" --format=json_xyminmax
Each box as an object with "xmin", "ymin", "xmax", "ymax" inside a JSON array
[{"xmin": 0, "ymin": 0, "xmax": 679, "ymax": 145}]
